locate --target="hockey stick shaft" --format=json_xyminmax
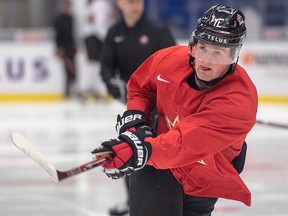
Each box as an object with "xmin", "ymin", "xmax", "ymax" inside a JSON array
[
  {"xmin": 11, "ymin": 133, "xmax": 112, "ymax": 182},
  {"xmin": 256, "ymin": 119, "xmax": 288, "ymax": 129},
  {"xmin": 56, "ymin": 156, "xmax": 112, "ymax": 181}
]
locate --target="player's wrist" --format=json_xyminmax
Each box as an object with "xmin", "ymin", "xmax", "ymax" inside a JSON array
[{"xmin": 119, "ymin": 130, "xmax": 152, "ymax": 169}]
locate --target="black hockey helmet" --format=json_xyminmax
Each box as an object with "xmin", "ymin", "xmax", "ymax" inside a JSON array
[
  {"xmin": 190, "ymin": 4, "xmax": 246, "ymax": 48},
  {"xmin": 188, "ymin": 4, "xmax": 247, "ymax": 66}
]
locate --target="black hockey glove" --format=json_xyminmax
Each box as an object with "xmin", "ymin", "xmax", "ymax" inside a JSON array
[
  {"xmin": 115, "ymin": 110, "xmax": 150, "ymax": 135},
  {"xmin": 91, "ymin": 125, "xmax": 154, "ymax": 179},
  {"xmin": 107, "ymin": 82, "xmax": 121, "ymax": 99},
  {"xmin": 108, "ymin": 78, "xmax": 127, "ymax": 103}
]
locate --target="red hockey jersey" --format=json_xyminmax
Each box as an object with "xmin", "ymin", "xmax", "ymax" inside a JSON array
[{"xmin": 127, "ymin": 46, "xmax": 258, "ymax": 206}]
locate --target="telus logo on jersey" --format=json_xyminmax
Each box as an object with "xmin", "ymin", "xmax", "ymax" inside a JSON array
[{"xmin": 122, "ymin": 131, "xmax": 146, "ymax": 167}]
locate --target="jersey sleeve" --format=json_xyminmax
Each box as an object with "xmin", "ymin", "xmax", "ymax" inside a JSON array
[{"xmin": 126, "ymin": 52, "xmax": 160, "ymax": 118}]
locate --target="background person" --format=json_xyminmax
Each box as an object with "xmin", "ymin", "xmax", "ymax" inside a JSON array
[
  {"xmin": 79, "ymin": 0, "xmax": 118, "ymax": 102},
  {"xmin": 101, "ymin": 0, "xmax": 176, "ymax": 103},
  {"xmin": 100, "ymin": 0, "xmax": 176, "ymax": 215},
  {"xmin": 53, "ymin": 0, "xmax": 77, "ymax": 99}
]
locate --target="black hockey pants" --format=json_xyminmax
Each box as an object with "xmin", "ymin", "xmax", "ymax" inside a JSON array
[{"xmin": 129, "ymin": 165, "xmax": 218, "ymax": 216}]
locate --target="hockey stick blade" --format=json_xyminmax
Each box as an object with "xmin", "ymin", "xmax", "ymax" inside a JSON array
[{"xmin": 11, "ymin": 133, "xmax": 112, "ymax": 182}]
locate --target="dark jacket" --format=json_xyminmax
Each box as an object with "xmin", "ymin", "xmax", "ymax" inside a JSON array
[
  {"xmin": 101, "ymin": 15, "xmax": 176, "ymax": 85},
  {"xmin": 54, "ymin": 14, "xmax": 76, "ymax": 58}
]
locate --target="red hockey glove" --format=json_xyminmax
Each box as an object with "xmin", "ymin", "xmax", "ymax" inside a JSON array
[
  {"xmin": 115, "ymin": 110, "xmax": 149, "ymax": 135},
  {"xmin": 92, "ymin": 125, "xmax": 154, "ymax": 179}
]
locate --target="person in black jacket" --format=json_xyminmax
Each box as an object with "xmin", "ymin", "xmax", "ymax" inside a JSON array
[
  {"xmin": 101, "ymin": 0, "xmax": 176, "ymax": 103},
  {"xmin": 100, "ymin": 0, "xmax": 176, "ymax": 215},
  {"xmin": 54, "ymin": 0, "xmax": 77, "ymax": 98}
]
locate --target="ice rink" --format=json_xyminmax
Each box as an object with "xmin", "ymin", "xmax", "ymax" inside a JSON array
[{"xmin": 0, "ymin": 99, "xmax": 288, "ymax": 216}]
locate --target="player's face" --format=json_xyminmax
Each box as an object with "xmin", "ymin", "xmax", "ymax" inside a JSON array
[
  {"xmin": 118, "ymin": 0, "xmax": 144, "ymax": 27},
  {"xmin": 193, "ymin": 41, "xmax": 231, "ymax": 81}
]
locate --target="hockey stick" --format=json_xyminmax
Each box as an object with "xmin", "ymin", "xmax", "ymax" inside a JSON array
[
  {"xmin": 256, "ymin": 119, "xmax": 288, "ymax": 129},
  {"xmin": 11, "ymin": 133, "xmax": 112, "ymax": 182}
]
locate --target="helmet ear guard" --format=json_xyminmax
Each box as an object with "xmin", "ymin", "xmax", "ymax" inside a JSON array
[
  {"xmin": 188, "ymin": 32, "xmax": 197, "ymax": 66},
  {"xmin": 188, "ymin": 31, "xmax": 196, "ymax": 60},
  {"xmin": 229, "ymin": 44, "xmax": 242, "ymax": 60}
]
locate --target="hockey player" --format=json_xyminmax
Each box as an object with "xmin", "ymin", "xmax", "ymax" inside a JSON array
[{"xmin": 93, "ymin": 4, "xmax": 258, "ymax": 216}]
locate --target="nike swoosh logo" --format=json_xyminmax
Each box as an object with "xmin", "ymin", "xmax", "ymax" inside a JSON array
[
  {"xmin": 157, "ymin": 74, "xmax": 170, "ymax": 83},
  {"xmin": 114, "ymin": 36, "xmax": 125, "ymax": 43}
]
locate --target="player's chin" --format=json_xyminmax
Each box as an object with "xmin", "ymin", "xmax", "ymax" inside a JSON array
[{"xmin": 197, "ymin": 72, "xmax": 214, "ymax": 81}]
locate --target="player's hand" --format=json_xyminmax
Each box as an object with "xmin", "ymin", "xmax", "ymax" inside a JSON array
[
  {"xmin": 107, "ymin": 83, "xmax": 121, "ymax": 99},
  {"xmin": 91, "ymin": 126, "xmax": 154, "ymax": 179},
  {"xmin": 56, "ymin": 49, "xmax": 65, "ymax": 59},
  {"xmin": 115, "ymin": 110, "xmax": 149, "ymax": 135}
]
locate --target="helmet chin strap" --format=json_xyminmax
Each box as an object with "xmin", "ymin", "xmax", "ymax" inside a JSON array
[{"xmin": 232, "ymin": 56, "xmax": 239, "ymax": 71}]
